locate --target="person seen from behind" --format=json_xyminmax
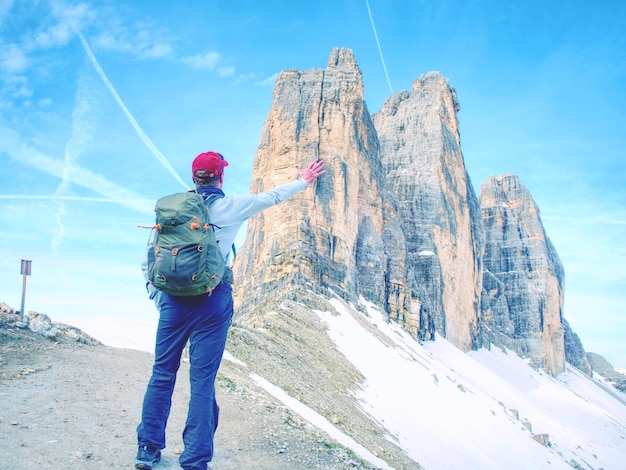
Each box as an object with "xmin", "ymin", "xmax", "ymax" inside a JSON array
[{"xmin": 135, "ymin": 151, "xmax": 325, "ymax": 470}]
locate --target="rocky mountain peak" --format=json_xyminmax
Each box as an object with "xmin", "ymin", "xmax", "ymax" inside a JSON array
[
  {"xmin": 327, "ymin": 47, "xmax": 359, "ymax": 71},
  {"xmin": 411, "ymin": 71, "xmax": 460, "ymax": 112},
  {"xmin": 233, "ymin": 48, "xmax": 591, "ymax": 377},
  {"xmin": 482, "ymin": 173, "xmax": 535, "ymax": 206}
]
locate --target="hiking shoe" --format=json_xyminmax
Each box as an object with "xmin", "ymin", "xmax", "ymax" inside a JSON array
[{"xmin": 135, "ymin": 444, "xmax": 161, "ymax": 469}]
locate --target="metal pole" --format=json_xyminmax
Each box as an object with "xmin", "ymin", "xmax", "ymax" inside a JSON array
[
  {"xmin": 20, "ymin": 270, "xmax": 27, "ymax": 323},
  {"xmin": 19, "ymin": 259, "xmax": 32, "ymax": 324}
]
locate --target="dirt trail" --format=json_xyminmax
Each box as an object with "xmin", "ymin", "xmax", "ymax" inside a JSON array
[{"xmin": 0, "ymin": 325, "xmax": 378, "ymax": 470}]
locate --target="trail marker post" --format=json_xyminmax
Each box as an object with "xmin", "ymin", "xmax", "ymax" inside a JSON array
[{"xmin": 20, "ymin": 259, "xmax": 32, "ymax": 323}]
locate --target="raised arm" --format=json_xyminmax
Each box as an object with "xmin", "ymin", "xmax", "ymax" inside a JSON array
[{"xmin": 223, "ymin": 159, "xmax": 326, "ymax": 220}]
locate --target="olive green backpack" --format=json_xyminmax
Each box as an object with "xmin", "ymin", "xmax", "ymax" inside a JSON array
[{"xmin": 146, "ymin": 191, "xmax": 225, "ymax": 296}]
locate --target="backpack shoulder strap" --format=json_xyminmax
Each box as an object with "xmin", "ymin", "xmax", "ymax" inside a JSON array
[
  {"xmin": 201, "ymin": 192, "xmax": 237, "ymax": 264},
  {"xmin": 200, "ymin": 192, "xmax": 225, "ymax": 206}
]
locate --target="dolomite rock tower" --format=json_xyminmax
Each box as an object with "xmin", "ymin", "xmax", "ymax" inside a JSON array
[
  {"xmin": 479, "ymin": 175, "xmax": 565, "ymax": 374},
  {"xmin": 373, "ymin": 73, "xmax": 484, "ymax": 350},
  {"xmin": 232, "ymin": 48, "xmax": 573, "ymax": 375},
  {"xmin": 233, "ymin": 48, "xmax": 410, "ymax": 322}
]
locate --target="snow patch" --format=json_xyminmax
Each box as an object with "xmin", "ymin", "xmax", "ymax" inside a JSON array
[
  {"xmin": 313, "ymin": 296, "xmax": 626, "ymax": 470},
  {"xmin": 417, "ymin": 250, "xmax": 435, "ymax": 256}
]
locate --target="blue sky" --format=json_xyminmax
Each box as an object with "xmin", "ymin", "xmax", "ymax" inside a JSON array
[{"xmin": 1, "ymin": 0, "xmax": 624, "ymax": 368}]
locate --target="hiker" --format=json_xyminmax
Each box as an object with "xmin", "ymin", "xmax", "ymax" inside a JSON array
[{"xmin": 136, "ymin": 151, "xmax": 325, "ymax": 470}]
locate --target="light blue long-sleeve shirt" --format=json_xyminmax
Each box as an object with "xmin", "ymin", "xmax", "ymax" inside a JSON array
[
  {"xmin": 208, "ymin": 178, "xmax": 307, "ymax": 260},
  {"xmin": 141, "ymin": 178, "xmax": 307, "ymax": 295}
]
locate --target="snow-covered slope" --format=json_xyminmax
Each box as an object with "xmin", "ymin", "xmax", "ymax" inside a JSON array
[{"xmin": 311, "ymin": 295, "xmax": 626, "ymax": 470}]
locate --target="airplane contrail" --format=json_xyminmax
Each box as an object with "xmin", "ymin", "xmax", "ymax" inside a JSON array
[
  {"xmin": 0, "ymin": 126, "xmax": 155, "ymax": 213},
  {"xmin": 75, "ymin": 30, "xmax": 189, "ymax": 190},
  {"xmin": 0, "ymin": 195, "xmax": 119, "ymax": 202},
  {"xmin": 52, "ymin": 65, "xmax": 95, "ymax": 252},
  {"xmin": 365, "ymin": 0, "xmax": 393, "ymax": 94}
]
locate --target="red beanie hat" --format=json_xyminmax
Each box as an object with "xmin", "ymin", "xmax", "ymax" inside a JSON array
[{"xmin": 192, "ymin": 151, "xmax": 229, "ymax": 177}]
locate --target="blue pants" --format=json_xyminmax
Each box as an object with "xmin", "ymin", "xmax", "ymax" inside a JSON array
[{"xmin": 137, "ymin": 282, "xmax": 233, "ymax": 469}]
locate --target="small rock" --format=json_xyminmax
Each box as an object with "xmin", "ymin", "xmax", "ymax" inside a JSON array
[{"xmin": 532, "ymin": 433, "xmax": 550, "ymax": 447}]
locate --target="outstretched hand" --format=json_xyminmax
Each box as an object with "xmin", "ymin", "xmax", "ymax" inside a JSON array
[{"xmin": 297, "ymin": 159, "xmax": 326, "ymax": 185}]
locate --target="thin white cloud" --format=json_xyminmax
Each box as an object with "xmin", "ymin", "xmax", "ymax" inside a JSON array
[
  {"xmin": 35, "ymin": 1, "xmax": 92, "ymax": 48},
  {"xmin": 0, "ymin": 0, "xmax": 14, "ymax": 17},
  {"xmin": 0, "ymin": 75, "xmax": 32, "ymax": 107},
  {"xmin": 254, "ymin": 72, "xmax": 278, "ymax": 87},
  {"xmin": 130, "ymin": 24, "xmax": 174, "ymax": 60},
  {"xmin": 140, "ymin": 43, "xmax": 173, "ymax": 60},
  {"xmin": 0, "ymin": 1, "xmax": 92, "ymax": 111},
  {"xmin": 30, "ymin": 1, "xmax": 96, "ymax": 49},
  {"xmin": 237, "ymin": 71, "xmax": 263, "ymax": 82},
  {"xmin": 93, "ymin": 30, "xmax": 174, "ymax": 60},
  {"xmin": 179, "ymin": 51, "xmax": 237, "ymax": 78},
  {"xmin": 217, "ymin": 65, "xmax": 235, "ymax": 78},
  {"xmin": 87, "ymin": 7, "xmax": 236, "ymax": 69},
  {"xmin": 181, "ymin": 51, "xmax": 221, "ymax": 70},
  {"xmin": 0, "ymin": 43, "xmax": 28, "ymax": 73},
  {"xmin": 0, "ymin": 0, "xmax": 14, "ymax": 32},
  {"xmin": 542, "ymin": 215, "xmax": 626, "ymax": 226}
]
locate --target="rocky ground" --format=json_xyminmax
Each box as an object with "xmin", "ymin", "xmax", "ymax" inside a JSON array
[
  {"xmin": 0, "ymin": 306, "xmax": 384, "ymax": 470},
  {"xmin": 587, "ymin": 352, "xmax": 626, "ymax": 393}
]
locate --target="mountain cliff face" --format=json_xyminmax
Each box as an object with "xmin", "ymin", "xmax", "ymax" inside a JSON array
[
  {"xmin": 372, "ymin": 73, "xmax": 483, "ymax": 351},
  {"xmin": 233, "ymin": 48, "xmax": 587, "ymax": 376},
  {"xmin": 233, "ymin": 48, "xmax": 410, "ymax": 325},
  {"xmin": 479, "ymin": 175, "xmax": 565, "ymax": 374},
  {"xmin": 564, "ymin": 319, "xmax": 592, "ymax": 375},
  {"xmin": 587, "ymin": 352, "xmax": 626, "ymax": 392}
]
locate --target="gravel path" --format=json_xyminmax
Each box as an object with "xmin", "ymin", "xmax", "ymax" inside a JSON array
[{"xmin": 0, "ymin": 323, "xmax": 379, "ymax": 470}]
